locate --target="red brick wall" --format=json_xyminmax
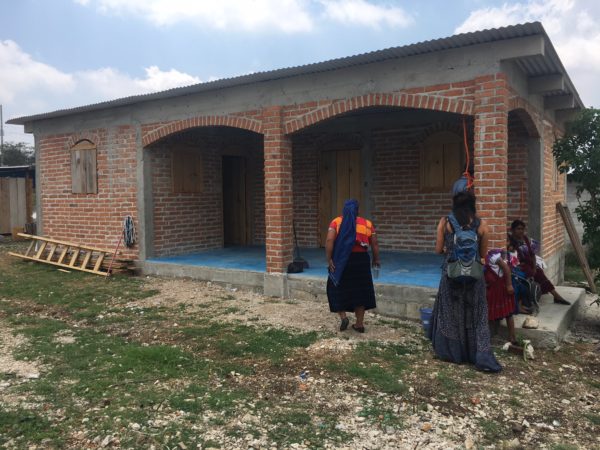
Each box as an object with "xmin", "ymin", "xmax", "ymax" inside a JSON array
[
  {"xmin": 542, "ymin": 121, "xmax": 566, "ymax": 259},
  {"xmin": 38, "ymin": 127, "xmax": 138, "ymax": 259},
  {"xmin": 291, "ymin": 136, "xmax": 320, "ymax": 247},
  {"xmin": 473, "ymin": 74, "xmax": 509, "ymax": 249}
]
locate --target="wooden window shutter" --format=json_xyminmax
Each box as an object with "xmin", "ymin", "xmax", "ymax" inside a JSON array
[
  {"xmin": 71, "ymin": 140, "xmax": 97, "ymax": 194},
  {"xmin": 172, "ymin": 148, "xmax": 203, "ymax": 193},
  {"xmin": 421, "ymin": 131, "xmax": 463, "ymax": 192}
]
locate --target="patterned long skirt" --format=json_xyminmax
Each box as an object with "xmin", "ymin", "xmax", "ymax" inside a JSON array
[{"xmin": 427, "ymin": 267, "xmax": 502, "ymax": 373}]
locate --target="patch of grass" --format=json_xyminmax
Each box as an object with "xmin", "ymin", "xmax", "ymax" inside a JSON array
[
  {"xmin": 587, "ymin": 380, "xmax": 600, "ymax": 390},
  {"xmin": 478, "ymin": 418, "xmax": 510, "ymax": 443},
  {"xmin": 180, "ymin": 323, "xmax": 319, "ymax": 363},
  {"xmin": 1, "ymin": 256, "xmax": 156, "ymax": 319},
  {"xmin": 169, "ymin": 383, "xmax": 250, "ymax": 416},
  {"xmin": 551, "ymin": 444, "xmax": 579, "ymax": 450},
  {"xmin": 358, "ymin": 397, "xmax": 404, "ymax": 429},
  {"xmin": 436, "ymin": 369, "xmax": 459, "ymax": 397},
  {"xmin": 267, "ymin": 406, "xmax": 346, "ymax": 447},
  {"xmin": 221, "ymin": 306, "xmax": 241, "ymax": 314},
  {"xmin": 0, "ymin": 409, "xmax": 62, "ymax": 446},
  {"xmin": 508, "ymin": 396, "xmax": 523, "ymax": 408},
  {"xmin": 584, "ymin": 413, "xmax": 600, "ymax": 425},
  {"xmin": 327, "ymin": 341, "xmax": 409, "ymax": 394}
]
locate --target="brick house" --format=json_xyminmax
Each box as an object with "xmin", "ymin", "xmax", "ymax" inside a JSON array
[{"xmin": 8, "ymin": 22, "xmax": 583, "ymax": 305}]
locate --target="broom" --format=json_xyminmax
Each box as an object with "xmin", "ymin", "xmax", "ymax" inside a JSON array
[{"xmin": 293, "ymin": 223, "xmax": 309, "ymax": 269}]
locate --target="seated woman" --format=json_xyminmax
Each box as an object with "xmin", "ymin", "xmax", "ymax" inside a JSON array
[
  {"xmin": 508, "ymin": 220, "xmax": 570, "ymax": 305},
  {"xmin": 485, "ymin": 249, "xmax": 517, "ymax": 344}
]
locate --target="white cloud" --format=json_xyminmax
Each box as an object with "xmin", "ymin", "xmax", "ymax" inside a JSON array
[
  {"xmin": 78, "ymin": 0, "xmax": 314, "ymax": 33},
  {"xmin": 0, "ymin": 40, "xmax": 201, "ymax": 144},
  {"xmin": 455, "ymin": 0, "xmax": 600, "ymax": 107},
  {"xmin": 75, "ymin": 0, "xmax": 414, "ymax": 32},
  {"xmin": 320, "ymin": 0, "xmax": 414, "ymax": 28}
]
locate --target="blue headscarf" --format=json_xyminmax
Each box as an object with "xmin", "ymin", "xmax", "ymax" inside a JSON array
[{"xmin": 329, "ymin": 199, "xmax": 359, "ymax": 286}]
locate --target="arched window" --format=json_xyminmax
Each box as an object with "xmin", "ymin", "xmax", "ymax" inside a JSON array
[
  {"xmin": 71, "ymin": 140, "xmax": 97, "ymax": 194},
  {"xmin": 420, "ymin": 131, "xmax": 464, "ymax": 192}
]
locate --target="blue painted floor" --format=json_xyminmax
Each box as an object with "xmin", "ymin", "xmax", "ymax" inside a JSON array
[{"xmin": 149, "ymin": 247, "xmax": 444, "ymax": 288}]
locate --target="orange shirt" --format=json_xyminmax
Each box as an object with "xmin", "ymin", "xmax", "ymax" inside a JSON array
[{"xmin": 329, "ymin": 216, "xmax": 376, "ymax": 252}]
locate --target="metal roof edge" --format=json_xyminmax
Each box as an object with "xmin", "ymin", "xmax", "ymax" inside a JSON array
[{"xmin": 8, "ymin": 21, "xmax": 583, "ymax": 125}]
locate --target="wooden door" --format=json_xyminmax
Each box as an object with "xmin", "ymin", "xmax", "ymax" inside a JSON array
[
  {"xmin": 0, "ymin": 178, "xmax": 11, "ymax": 234},
  {"xmin": 319, "ymin": 149, "xmax": 362, "ymax": 246},
  {"xmin": 222, "ymin": 156, "xmax": 247, "ymax": 246}
]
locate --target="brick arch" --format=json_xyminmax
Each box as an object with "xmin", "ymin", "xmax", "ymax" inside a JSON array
[
  {"xmin": 65, "ymin": 131, "xmax": 100, "ymax": 149},
  {"xmin": 413, "ymin": 120, "xmax": 473, "ymax": 146},
  {"xmin": 508, "ymin": 98, "xmax": 540, "ymax": 138},
  {"xmin": 285, "ymin": 93, "xmax": 473, "ymax": 134},
  {"xmin": 142, "ymin": 115, "xmax": 263, "ymax": 147}
]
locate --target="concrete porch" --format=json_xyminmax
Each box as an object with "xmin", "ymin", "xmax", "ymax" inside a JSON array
[
  {"xmin": 140, "ymin": 247, "xmax": 586, "ymax": 347},
  {"xmin": 141, "ymin": 247, "xmax": 441, "ymax": 318}
]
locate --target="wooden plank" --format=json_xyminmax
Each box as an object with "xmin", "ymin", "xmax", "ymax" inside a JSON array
[
  {"xmin": 24, "ymin": 240, "xmax": 35, "ymax": 257},
  {"xmin": 443, "ymin": 141, "xmax": 463, "ymax": 190},
  {"xmin": 45, "ymin": 244, "xmax": 57, "ymax": 261},
  {"xmin": 35, "ymin": 241, "xmax": 47, "ymax": 259},
  {"xmin": 25, "ymin": 174, "xmax": 34, "ymax": 223},
  {"xmin": 80, "ymin": 251, "xmax": 93, "ymax": 270},
  {"xmin": 336, "ymin": 150, "xmax": 350, "ymax": 214},
  {"xmin": 17, "ymin": 234, "xmax": 115, "ymax": 254},
  {"xmin": 69, "ymin": 249, "xmax": 81, "ymax": 267},
  {"xmin": 8, "ymin": 252, "xmax": 109, "ymax": 276},
  {"xmin": 347, "ymin": 149, "xmax": 362, "ymax": 206},
  {"xmin": 557, "ymin": 202, "xmax": 597, "ymax": 293},
  {"xmin": 71, "ymin": 149, "xmax": 84, "ymax": 193},
  {"xmin": 422, "ymin": 140, "xmax": 444, "ymax": 191},
  {"xmin": 57, "ymin": 246, "xmax": 69, "ymax": 264},
  {"xmin": 9, "ymin": 178, "xmax": 27, "ymax": 230},
  {"xmin": 0, "ymin": 178, "xmax": 10, "ymax": 233},
  {"xmin": 93, "ymin": 253, "xmax": 106, "ymax": 272},
  {"xmin": 84, "ymin": 149, "xmax": 97, "ymax": 194},
  {"xmin": 15, "ymin": 178, "xmax": 27, "ymax": 229}
]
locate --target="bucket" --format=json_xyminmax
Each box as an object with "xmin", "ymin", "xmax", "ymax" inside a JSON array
[{"xmin": 419, "ymin": 307, "xmax": 433, "ymax": 335}]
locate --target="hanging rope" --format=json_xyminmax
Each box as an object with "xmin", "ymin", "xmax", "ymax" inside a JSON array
[
  {"xmin": 123, "ymin": 215, "xmax": 136, "ymax": 248},
  {"xmin": 462, "ymin": 118, "xmax": 474, "ymax": 190}
]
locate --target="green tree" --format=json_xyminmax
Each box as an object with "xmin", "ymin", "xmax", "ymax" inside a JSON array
[
  {"xmin": 1, "ymin": 142, "xmax": 34, "ymax": 166},
  {"xmin": 553, "ymin": 108, "xmax": 600, "ymax": 275}
]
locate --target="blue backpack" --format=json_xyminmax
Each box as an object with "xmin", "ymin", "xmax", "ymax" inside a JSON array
[{"xmin": 446, "ymin": 213, "xmax": 483, "ymax": 283}]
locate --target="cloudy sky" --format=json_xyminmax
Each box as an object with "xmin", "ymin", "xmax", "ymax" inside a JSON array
[{"xmin": 1, "ymin": 0, "xmax": 599, "ymax": 145}]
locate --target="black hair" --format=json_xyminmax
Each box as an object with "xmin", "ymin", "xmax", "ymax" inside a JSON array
[
  {"xmin": 511, "ymin": 219, "xmax": 526, "ymax": 230},
  {"xmin": 452, "ymin": 191, "xmax": 476, "ymax": 227}
]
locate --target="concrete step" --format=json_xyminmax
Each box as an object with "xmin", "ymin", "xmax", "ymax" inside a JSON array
[{"xmin": 499, "ymin": 286, "xmax": 587, "ymax": 348}]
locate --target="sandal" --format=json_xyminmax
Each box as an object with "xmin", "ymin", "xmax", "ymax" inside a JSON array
[
  {"xmin": 352, "ymin": 324, "xmax": 365, "ymax": 333},
  {"xmin": 340, "ymin": 317, "xmax": 350, "ymax": 331}
]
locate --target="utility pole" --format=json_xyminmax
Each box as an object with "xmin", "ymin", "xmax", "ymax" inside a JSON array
[{"xmin": 0, "ymin": 104, "xmax": 4, "ymax": 167}]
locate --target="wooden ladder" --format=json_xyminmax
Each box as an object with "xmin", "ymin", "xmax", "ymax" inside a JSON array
[
  {"xmin": 9, "ymin": 233, "xmax": 117, "ymax": 276},
  {"xmin": 556, "ymin": 202, "xmax": 597, "ymax": 293}
]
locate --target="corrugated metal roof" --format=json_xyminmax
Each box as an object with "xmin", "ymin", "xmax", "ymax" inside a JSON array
[{"xmin": 7, "ymin": 21, "xmax": 583, "ymax": 125}]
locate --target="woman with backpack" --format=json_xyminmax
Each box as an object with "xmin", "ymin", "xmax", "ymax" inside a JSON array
[{"xmin": 427, "ymin": 191, "xmax": 502, "ymax": 372}]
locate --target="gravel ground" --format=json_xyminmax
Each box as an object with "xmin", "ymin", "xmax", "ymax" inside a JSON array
[{"xmin": 1, "ymin": 248, "xmax": 599, "ymax": 449}]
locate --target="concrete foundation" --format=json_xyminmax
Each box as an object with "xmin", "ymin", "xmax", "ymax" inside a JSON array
[{"xmin": 498, "ymin": 286, "xmax": 586, "ymax": 348}]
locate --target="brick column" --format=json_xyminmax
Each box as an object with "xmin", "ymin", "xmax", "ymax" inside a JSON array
[
  {"xmin": 262, "ymin": 106, "xmax": 294, "ymax": 274},
  {"xmin": 473, "ymin": 74, "xmax": 509, "ymax": 249}
]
